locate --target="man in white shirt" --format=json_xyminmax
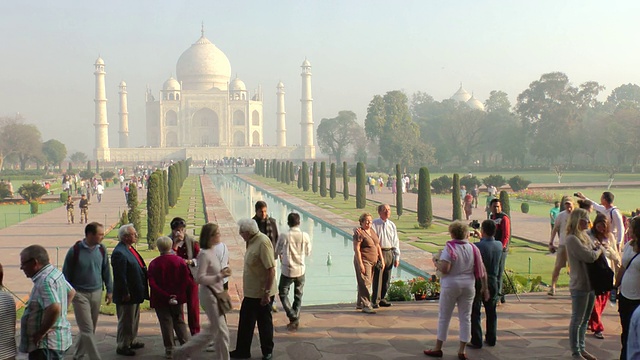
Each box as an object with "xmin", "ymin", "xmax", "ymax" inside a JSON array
[
  {"xmin": 96, "ymin": 182, "xmax": 104, "ymax": 203},
  {"xmin": 547, "ymin": 198, "xmax": 574, "ymax": 296},
  {"xmin": 576, "ymin": 191, "xmax": 625, "ymax": 250},
  {"xmin": 371, "ymin": 204, "xmax": 400, "ymax": 308},
  {"xmin": 275, "ymin": 212, "xmax": 311, "ymax": 331}
]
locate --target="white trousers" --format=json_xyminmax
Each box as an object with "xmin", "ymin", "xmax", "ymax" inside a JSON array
[{"xmin": 437, "ymin": 285, "xmax": 475, "ymax": 343}]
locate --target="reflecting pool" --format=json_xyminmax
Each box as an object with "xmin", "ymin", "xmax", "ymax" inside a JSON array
[{"xmin": 211, "ymin": 174, "xmax": 419, "ymax": 305}]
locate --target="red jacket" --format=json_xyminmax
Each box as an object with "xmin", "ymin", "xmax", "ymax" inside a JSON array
[
  {"xmin": 148, "ymin": 253, "xmax": 194, "ymax": 308},
  {"xmin": 491, "ymin": 212, "xmax": 511, "ymax": 250}
]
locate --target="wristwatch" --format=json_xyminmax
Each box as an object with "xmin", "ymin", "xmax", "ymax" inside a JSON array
[{"xmin": 264, "ymin": 289, "xmax": 271, "ymax": 295}]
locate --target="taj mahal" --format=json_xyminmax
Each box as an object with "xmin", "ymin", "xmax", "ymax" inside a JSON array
[{"xmin": 93, "ymin": 28, "xmax": 316, "ymax": 162}]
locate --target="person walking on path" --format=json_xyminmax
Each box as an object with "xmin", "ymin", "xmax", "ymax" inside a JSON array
[
  {"xmin": 470, "ymin": 220, "xmax": 503, "ymax": 349},
  {"xmin": 576, "ymin": 191, "xmax": 625, "ymax": 250},
  {"xmin": 148, "ymin": 236, "xmax": 192, "ymax": 359},
  {"xmin": 169, "ymin": 217, "xmax": 201, "ymax": 336},
  {"xmin": 175, "ymin": 223, "xmax": 232, "ymax": 360},
  {"xmin": 0, "ymin": 263, "xmax": 17, "ymax": 360},
  {"xmin": 65, "ymin": 195, "xmax": 75, "ymax": 224},
  {"xmin": 19, "ymin": 245, "xmax": 76, "ymax": 360},
  {"xmin": 252, "ymin": 201, "xmax": 279, "ymax": 313},
  {"xmin": 489, "ymin": 199, "xmax": 510, "ymax": 303},
  {"xmin": 275, "ymin": 212, "xmax": 312, "ymax": 330},
  {"xmin": 96, "ymin": 182, "xmax": 104, "ymax": 203},
  {"xmin": 353, "ymin": 213, "xmax": 384, "ymax": 314},
  {"xmin": 78, "ymin": 194, "xmax": 89, "ymax": 224},
  {"xmin": 62, "ymin": 222, "xmax": 113, "ymax": 360},
  {"xmin": 548, "ymin": 198, "xmax": 574, "ymax": 296},
  {"xmin": 371, "ymin": 204, "xmax": 400, "ymax": 309},
  {"xmin": 111, "ymin": 224, "xmax": 149, "ymax": 356},
  {"xmin": 230, "ymin": 219, "xmax": 276, "ymax": 360}
]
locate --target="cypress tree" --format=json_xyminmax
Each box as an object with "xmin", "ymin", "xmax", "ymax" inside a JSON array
[
  {"xmin": 301, "ymin": 162, "xmax": 309, "ymax": 191},
  {"xmin": 289, "ymin": 162, "xmax": 295, "ymax": 183},
  {"xmin": 452, "ymin": 173, "xmax": 462, "ymax": 220},
  {"xmin": 319, "ymin": 161, "xmax": 327, "ymax": 197},
  {"xmin": 266, "ymin": 161, "xmax": 270, "ymax": 178},
  {"xmin": 276, "ymin": 161, "xmax": 281, "ymax": 182},
  {"xmin": 297, "ymin": 167, "xmax": 302, "ymax": 189},
  {"xmin": 500, "ymin": 190, "xmax": 511, "ymax": 217},
  {"xmin": 356, "ymin": 162, "xmax": 366, "ymax": 209},
  {"xmin": 146, "ymin": 172, "xmax": 161, "ymax": 250},
  {"xmin": 312, "ymin": 162, "xmax": 318, "ymax": 193},
  {"xmin": 272, "ymin": 159, "xmax": 277, "ymax": 178},
  {"xmin": 329, "ymin": 163, "xmax": 336, "ymax": 199},
  {"xmin": 343, "ymin": 161, "xmax": 349, "ymax": 201},
  {"xmin": 86, "ymin": 160, "xmax": 91, "ymax": 171},
  {"xmin": 127, "ymin": 183, "xmax": 141, "ymax": 234},
  {"xmin": 162, "ymin": 169, "xmax": 169, "ymax": 215},
  {"xmin": 281, "ymin": 162, "xmax": 287, "ymax": 183},
  {"xmin": 417, "ymin": 166, "xmax": 433, "ymax": 228},
  {"xmin": 68, "ymin": 162, "xmax": 72, "ymax": 172},
  {"xmin": 395, "ymin": 164, "xmax": 403, "ymax": 218},
  {"xmin": 95, "ymin": 160, "xmax": 100, "ymax": 174},
  {"xmin": 168, "ymin": 165, "xmax": 178, "ymax": 207},
  {"xmin": 284, "ymin": 162, "xmax": 290, "ymax": 185}
]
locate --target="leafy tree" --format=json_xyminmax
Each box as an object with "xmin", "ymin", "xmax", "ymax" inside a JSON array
[
  {"xmin": 301, "ymin": 162, "xmax": 309, "ymax": 191},
  {"xmin": 607, "ymin": 83, "xmax": 640, "ymax": 108},
  {"xmin": 395, "ymin": 164, "xmax": 403, "ymax": 217},
  {"xmin": 508, "ymin": 176, "xmax": 531, "ymax": 192},
  {"xmin": 356, "ymin": 162, "xmax": 366, "ymax": 209},
  {"xmin": 482, "ymin": 174, "xmax": 506, "ymax": 188},
  {"xmin": 0, "ymin": 120, "xmax": 43, "ymax": 171},
  {"xmin": 452, "ymin": 173, "xmax": 462, "ymax": 220},
  {"xmin": 431, "ymin": 175, "xmax": 452, "ymax": 194},
  {"xmin": 100, "ymin": 171, "xmax": 115, "ymax": 181},
  {"xmin": 329, "ymin": 163, "xmax": 337, "ymax": 199},
  {"xmin": 0, "ymin": 183, "xmax": 11, "ymax": 199},
  {"xmin": 460, "ymin": 176, "xmax": 481, "ymax": 191},
  {"xmin": 316, "ymin": 110, "xmax": 363, "ymax": 164},
  {"xmin": 342, "ymin": 161, "xmax": 349, "ymax": 201},
  {"xmin": 417, "ymin": 167, "xmax": 433, "ymax": 228},
  {"xmin": 42, "ymin": 139, "xmax": 67, "ymax": 169},
  {"xmin": 319, "ymin": 162, "xmax": 327, "ymax": 197},
  {"xmin": 484, "ymin": 90, "xmax": 512, "ymax": 113},
  {"xmin": 312, "ymin": 162, "xmax": 318, "ymax": 193},
  {"xmin": 69, "ymin": 151, "xmax": 88, "ymax": 166},
  {"xmin": 79, "ymin": 170, "xmax": 95, "ymax": 180},
  {"xmin": 18, "ymin": 183, "xmax": 48, "ymax": 202}
]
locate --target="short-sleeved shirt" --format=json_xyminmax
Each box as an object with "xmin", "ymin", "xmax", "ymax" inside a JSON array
[
  {"xmin": 0, "ymin": 290, "xmax": 17, "ymax": 359},
  {"xmin": 20, "ymin": 264, "xmax": 73, "ymax": 353},
  {"xmin": 243, "ymin": 232, "xmax": 277, "ymax": 298},
  {"xmin": 353, "ymin": 228, "xmax": 380, "ymax": 264},
  {"xmin": 550, "ymin": 207, "xmax": 560, "ymax": 224},
  {"xmin": 440, "ymin": 243, "xmax": 476, "ymax": 289},
  {"xmin": 620, "ymin": 245, "xmax": 640, "ymax": 300},
  {"xmin": 554, "ymin": 211, "xmax": 571, "ymax": 246}
]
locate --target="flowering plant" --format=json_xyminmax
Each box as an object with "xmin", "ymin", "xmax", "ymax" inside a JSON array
[
  {"xmin": 409, "ymin": 277, "xmax": 428, "ymax": 295},
  {"xmin": 513, "ymin": 189, "xmax": 558, "ymax": 204}
]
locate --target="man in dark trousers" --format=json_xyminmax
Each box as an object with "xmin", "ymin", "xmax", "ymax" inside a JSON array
[
  {"xmin": 371, "ymin": 204, "xmax": 400, "ymax": 308},
  {"xmin": 252, "ymin": 201, "xmax": 279, "ymax": 312},
  {"xmin": 470, "ymin": 220, "xmax": 503, "ymax": 348},
  {"xmin": 111, "ymin": 224, "xmax": 149, "ymax": 356},
  {"xmin": 490, "ymin": 199, "xmax": 511, "ymax": 304}
]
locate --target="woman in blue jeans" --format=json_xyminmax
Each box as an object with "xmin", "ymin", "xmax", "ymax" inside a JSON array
[{"xmin": 565, "ymin": 208, "xmax": 604, "ymax": 360}]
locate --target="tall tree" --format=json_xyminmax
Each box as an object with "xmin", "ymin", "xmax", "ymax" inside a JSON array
[
  {"xmin": 69, "ymin": 151, "xmax": 88, "ymax": 167},
  {"xmin": 316, "ymin": 110, "xmax": 362, "ymax": 163},
  {"xmin": 329, "ymin": 163, "xmax": 337, "ymax": 199},
  {"xmin": 342, "ymin": 161, "xmax": 349, "ymax": 201},
  {"xmin": 42, "ymin": 139, "xmax": 67, "ymax": 169},
  {"xmin": 0, "ymin": 121, "xmax": 43, "ymax": 171},
  {"xmin": 417, "ymin": 167, "xmax": 433, "ymax": 228},
  {"xmin": 319, "ymin": 161, "xmax": 327, "ymax": 197},
  {"xmin": 356, "ymin": 162, "xmax": 366, "ymax": 209},
  {"xmin": 452, "ymin": 173, "xmax": 462, "ymax": 220}
]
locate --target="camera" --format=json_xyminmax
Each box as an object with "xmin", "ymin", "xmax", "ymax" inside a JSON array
[
  {"xmin": 469, "ymin": 220, "xmax": 480, "ymax": 230},
  {"xmin": 573, "ymin": 193, "xmax": 579, "ymax": 197}
]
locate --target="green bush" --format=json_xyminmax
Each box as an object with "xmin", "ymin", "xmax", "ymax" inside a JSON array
[
  {"xmin": 431, "ymin": 175, "xmax": 452, "ymax": 194},
  {"xmin": 329, "ymin": 163, "xmax": 336, "ymax": 199},
  {"xmin": 386, "ymin": 280, "xmax": 411, "ymax": 301},
  {"xmin": 342, "ymin": 161, "xmax": 349, "ymax": 201},
  {"xmin": 500, "ymin": 190, "xmax": 511, "ymax": 217},
  {"xmin": 502, "ymin": 268, "xmax": 525, "ymax": 294},
  {"xmin": 100, "ymin": 170, "xmax": 115, "ymax": 181},
  {"xmin": 482, "ymin": 174, "xmax": 507, "ymax": 188},
  {"xmin": 417, "ymin": 167, "xmax": 433, "ymax": 228},
  {"xmin": 79, "ymin": 170, "xmax": 95, "ymax": 180},
  {"xmin": 395, "ymin": 164, "xmax": 403, "ymax": 217},
  {"xmin": 356, "ymin": 162, "xmax": 366, "ymax": 209},
  {"xmin": 30, "ymin": 201, "xmax": 39, "ymax": 214},
  {"xmin": 59, "ymin": 192, "xmax": 68, "ymax": 203},
  {"xmin": 508, "ymin": 175, "xmax": 532, "ymax": 192},
  {"xmin": 18, "ymin": 183, "xmax": 48, "ymax": 202},
  {"xmin": 452, "ymin": 173, "xmax": 462, "ymax": 220},
  {"xmin": 0, "ymin": 183, "xmax": 12, "ymax": 199},
  {"xmin": 521, "ymin": 202, "xmax": 530, "ymax": 214}
]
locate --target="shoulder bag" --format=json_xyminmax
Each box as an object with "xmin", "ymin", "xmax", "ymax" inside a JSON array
[{"xmin": 207, "ymin": 286, "xmax": 233, "ymax": 315}]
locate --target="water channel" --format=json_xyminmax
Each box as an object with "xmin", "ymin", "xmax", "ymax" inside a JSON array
[{"xmin": 211, "ymin": 174, "xmax": 420, "ymax": 306}]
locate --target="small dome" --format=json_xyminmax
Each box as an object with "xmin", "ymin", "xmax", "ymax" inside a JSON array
[
  {"xmin": 230, "ymin": 77, "xmax": 246, "ymax": 91},
  {"xmin": 277, "ymin": 81, "xmax": 284, "ymax": 89},
  {"xmin": 466, "ymin": 95, "xmax": 485, "ymax": 111},
  {"xmin": 119, "ymin": 80, "xmax": 127, "ymax": 87},
  {"xmin": 301, "ymin": 59, "xmax": 311, "ymax": 67},
  {"xmin": 451, "ymin": 83, "xmax": 471, "ymax": 102},
  {"xmin": 176, "ymin": 34, "xmax": 231, "ymax": 91},
  {"xmin": 163, "ymin": 76, "xmax": 181, "ymax": 91},
  {"xmin": 95, "ymin": 56, "xmax": 104, "ymax": 65}
]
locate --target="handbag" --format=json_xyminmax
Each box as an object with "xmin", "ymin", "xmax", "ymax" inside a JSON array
[
  {"xmin": 586, "ymin": 252, "xmax": 614, "ymax": 295},
  {"xmin": 207, "ymin": 286, "xmax": 233, "ymax": 315}
]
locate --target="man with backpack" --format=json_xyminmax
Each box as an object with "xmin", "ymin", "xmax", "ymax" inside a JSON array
[
  {"xmin": 576, "ymin": 191, "xmax": 625, "ymax": 250},
  {"xmin": 62, "ymin": 222, "xmax": 113, "ymax": 360}
]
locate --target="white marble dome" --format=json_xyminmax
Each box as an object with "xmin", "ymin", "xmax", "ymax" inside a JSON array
[
  {"xmin": 176, "ymin": 34, "xmax": 231, "ymax": 91},
  {"xmin": 302, "ymin": 59, "xmax": 311, "ymax": 67},
  {"xmin": 163, "ymin": 76, "xmax": 181, "ymax": 91},
  {"xmin": 119, "ymin": 80, "xmax": 127, "ymax": 87},
  {"xmin": 450, "ymin": 83, "xmax": 471, "ymax": 102},
  {"xmin": 466, "ymin": 94, "xmax": 485, "ymax": 111},
  {"xmin": 230, "ymin": 77, "xmax": 246, "ymax": 91}
]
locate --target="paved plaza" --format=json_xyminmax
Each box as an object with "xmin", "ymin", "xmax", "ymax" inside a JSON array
[{"xmin": 0, "ymin": 174, "xmax": 625, "ymax": 359}]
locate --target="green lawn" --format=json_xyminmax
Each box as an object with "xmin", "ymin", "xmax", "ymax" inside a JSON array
[
  {"xmin": 0, "ymin": 202, "xmax": 62, "ymax": 229},
  {"xmin": 251, "ymin": 175, "xmax": 570, "ymax": 286}
]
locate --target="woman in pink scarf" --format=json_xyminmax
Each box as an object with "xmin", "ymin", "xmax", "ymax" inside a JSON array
[{"xmin": 424, "ymin": 221, "xmax": 488, "ymax": 360}]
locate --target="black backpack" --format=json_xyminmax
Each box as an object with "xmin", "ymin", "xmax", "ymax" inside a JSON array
[{"xmin": 586, "ymin": 253, "xmax": 614, "ymax": 295}]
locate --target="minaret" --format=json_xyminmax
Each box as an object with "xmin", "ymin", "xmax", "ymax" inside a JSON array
[
  {"xmin": 300, "ymin": 59, "xmax": 315, "ymax": 158},
  {"xmin": 94, "ymin": 56, "xmax": 110, "ymax": 161},
  {"xmin": 118, "ymin": 80, "xmax": 129, "ymax": 148},
  {"xmin": 276, "ymin": 81, "xmax": 286, "ymax": 147}
]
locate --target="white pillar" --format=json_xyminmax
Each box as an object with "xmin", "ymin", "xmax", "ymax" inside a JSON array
[
  {"xmin": 300, "ymin": 59, "xmax": 315, "ymax": 158},
  {"xmin": 94, "ymin": 57, "xmax": 110, "ymax": 161},
  {"xmin": 118, "ymin": 80, "xmax": 129, "ymax": 148},
  {"xmin": 276, "ymin": 81, "xmax": 286, "ymax": 147}
]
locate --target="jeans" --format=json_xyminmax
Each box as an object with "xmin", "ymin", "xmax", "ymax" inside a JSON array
[
  {"xmin": 569, "ymin": 289, "xmax": 595, "ymax": 355},
  {"xmin": 278, "ymin": 274, "xmax": 305, "ymax": 322},
  {"xmin": 496, "ymin": 250, "xmax": 507, "ymax": 299},
  {"xmin": 470, "ymin": 280, "xmax": 498, "ymax": 346}
]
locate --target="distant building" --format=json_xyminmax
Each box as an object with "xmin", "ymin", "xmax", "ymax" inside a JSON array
[{"xmin": 450, "ymin": 83, "xmax": 485, "ymax": 111}]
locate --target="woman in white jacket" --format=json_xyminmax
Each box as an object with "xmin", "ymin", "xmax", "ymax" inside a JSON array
[{"xmin": 175, "ymin": 223, "xmax": 232, "ymax": 360}]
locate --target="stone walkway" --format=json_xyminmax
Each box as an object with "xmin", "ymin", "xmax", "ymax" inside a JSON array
[{"xmin": 1, "ymin": 173, "xmax": 624, "ymax": 359}]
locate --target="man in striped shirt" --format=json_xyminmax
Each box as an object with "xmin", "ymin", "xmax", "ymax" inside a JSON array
[{"xmin": 19, "ymin": 245, "xmax": 76, "ymax": 359}]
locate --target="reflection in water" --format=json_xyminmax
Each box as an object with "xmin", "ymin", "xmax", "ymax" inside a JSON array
[{"xmin": 211, "ymin": 174, "xmax": 416, "ymax": 305}]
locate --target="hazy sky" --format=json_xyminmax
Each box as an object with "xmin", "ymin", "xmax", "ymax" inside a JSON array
[{"xmin": 1, "ymin": 1, "xmax": 638, "ymax": 157}]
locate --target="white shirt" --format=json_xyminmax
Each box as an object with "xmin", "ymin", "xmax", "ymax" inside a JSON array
[
  {"xmin": 96, "ymin": 184, "xmax": 104, "ymax": 194},
  {"xmin": 620, "ymin": 244, "xmax": 640, "ymax": 300},
  {"xmin": 439, "ymin": 243, "xmax": 476, "ymax": 288},
  {"xmin": 553, "ymin": 210, "xmax": 571, "ymax": 246},
  {"xmin": 213, "ymin": 242, "xmax": 229, "ymax": 284},
  {"xmin": 275, "ymin": 226, "xmax": 311, "ymax": 278},
  {"xmin": 585, "ymin": 197, "xmax": 625, "ymax": 246},
  {"xmin": 371, "ymin": 218, "xmax": 400, "ymax": 261}
]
